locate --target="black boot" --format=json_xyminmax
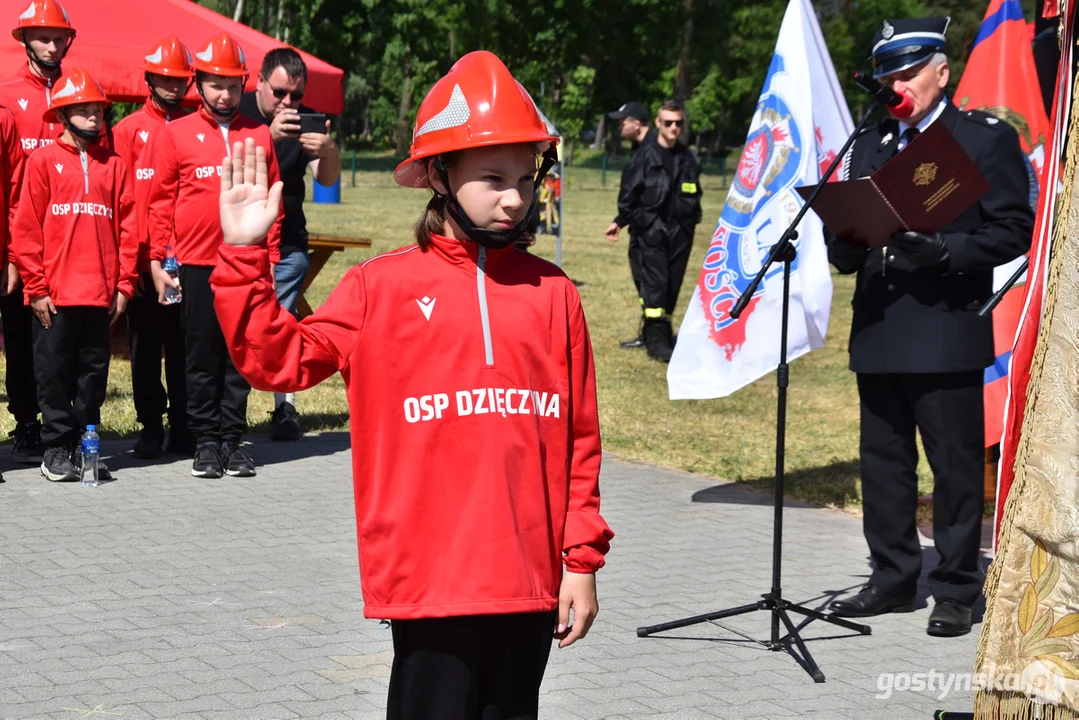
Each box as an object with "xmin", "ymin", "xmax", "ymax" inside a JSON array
[
  {"xmin": 619, "ymin": 316, "xmax": 645, "ymax": 349},
  {"xmin": 644, "ymin": 318, "xmax": 673, "ymax": 363},
  {"xmin": 133, "ymin": 423, "xmax": 166, "ymax": 459},
  {"xmin": 12, "ymin": 419, "xmax": 45, "ymax": 465}
]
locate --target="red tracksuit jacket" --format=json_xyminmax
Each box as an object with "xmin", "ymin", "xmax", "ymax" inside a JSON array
[
  {"xmin": 148, "ymin": 107, "xmax": 281, "ymax": 266},
  {"xmin": 212, "ymin": 234, "xmax": 614, "ymax": 620},
  {"xmin": 12, "ymin": 138, "xmax": 138, "ymax": 307},
  {"xmin": 0, "ymin": 65, "xmax": 62, "ymax": 158},
  {"xmin": 113, "ymin": 100, "xmax": 186, "ymax": 273},
  {"xmin": 0, "ymin": 107, "xmax": 25, "ymax": 263}
]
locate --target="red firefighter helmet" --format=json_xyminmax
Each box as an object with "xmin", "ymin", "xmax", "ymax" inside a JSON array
[
  {"xmin": 191, "ymin": 32, "xmax": 247, "ymax": 77},
  {"xmin": 394, "ymin": 51, "xmax": 559, "ymax": 189},
  {"xmin": 145, "ymin": 35, "xmax": 195, "ymax": 78},
  {"xmin": 12, "ymin": 0, "xmax": 73, "ymax": 42},
  {"xmin": 44, "ymin": 66, "xmax": 108, "ymax": 123}
]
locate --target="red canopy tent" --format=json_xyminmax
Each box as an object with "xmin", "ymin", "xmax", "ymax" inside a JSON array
[{"xmin": 0, "ymin": 0, "xmax": 344, "ymax": 112}]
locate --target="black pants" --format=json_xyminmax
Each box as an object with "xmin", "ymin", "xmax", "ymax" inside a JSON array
[
  {"xmin": 638, "ymin": 223, "xmax": 695, "ymax": 316},
  {"xmin": 627, "ymin": 232, "xmax": 643, "ymax": 296},
  {"xmin": 128, "ymin": 273, "xmax": 187, "ymax": 430},
  {"xmin": 32, "ymin": 306, "xmax": 110, "ymax": 448},
  {"xmin": 1, "ymin": 287, "xmax": 39, "ymax": 423},
  {"xmin": 857, "ymin": 371, "xmax": 985, "ymax": 606},
  {"xmin": 387, "ymin": 611, "xmax": 556, "ymax": 720},
  {"xmin": 179, "ymin": 265, "xmax": 250, "ymax": 445}
]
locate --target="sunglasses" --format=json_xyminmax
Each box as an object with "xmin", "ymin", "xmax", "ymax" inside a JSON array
[
  {"xmin": 661, "ymin": 119, "xmax": 684, "ymax": 128},
  {"xmin": 263, "ymin": 77, "xmax": 304, "ymax": 102}
]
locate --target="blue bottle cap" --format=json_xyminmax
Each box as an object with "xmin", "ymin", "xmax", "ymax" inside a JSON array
[{"xmin": 86, "ymin": 425, "xmax": 96, "ymax": 431}]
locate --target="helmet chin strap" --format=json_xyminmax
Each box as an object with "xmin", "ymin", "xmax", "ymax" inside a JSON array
[
  {"xmin": 146, "ymin": 72, "xmax": 191, "ymax": 114},
  {"xmin": 22, "ymin": 30, "xmax": 72, "ymax": 74},
  {"xmin": 60, "ymin": 109, "xmax": 101, "ymax": 144},
  {"xmin": 434, "ymin": 146, "xmax": 558, "ymax": 250},
  {"xmin": 195, "ymin": 73, "xmax": 241, "ymax": 122}
]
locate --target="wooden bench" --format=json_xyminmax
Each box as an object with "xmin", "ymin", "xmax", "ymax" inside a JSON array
[{"xmin": 296, "ymin": 233, "xmax": 373, "ymax": 318}]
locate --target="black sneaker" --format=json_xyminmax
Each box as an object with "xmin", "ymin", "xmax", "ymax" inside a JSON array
[
  {"xmin": 12, "ymin": 420, "xmax": 46, "ymax": 465},
  {"xmin": 191, "ymin": 441, "xmax": 224, "ymax": 479},
  {"xmin": 222, "ymin": 441, "xmax": 257, "ymax": 477},
  {"xmin": 270, "ymin": 402, "xmax": 302, "ymax": 441},
  {"xmin": 133, "ymin": 423, "xmax": 166, "ymax": 459},
  {"xmin": 40, "ymin": 446, "xmax": 79, "ymax": 482}
]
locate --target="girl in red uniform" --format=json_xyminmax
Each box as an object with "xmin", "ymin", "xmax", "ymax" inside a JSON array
[
  {"xmin": 12, "ymin": 66, "xmax": 137, "ymax": 481},
  {"xmin": 211, "ymin": 51, "xmax": 613, "ymax": 720}
]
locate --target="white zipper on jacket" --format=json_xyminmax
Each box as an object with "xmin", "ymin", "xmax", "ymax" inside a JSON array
[
  {"xmin": 79, "ymin": 146, "xmax": 88, "ymax": 194},
  {"xmin": 476, "ymin": 246, "xmax": 494, "ymax": 365}
]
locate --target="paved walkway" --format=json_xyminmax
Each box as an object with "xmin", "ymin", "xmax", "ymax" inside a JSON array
[{"xmin": 1, "ymin": 434, "xmax": 990, "ymax": 719}]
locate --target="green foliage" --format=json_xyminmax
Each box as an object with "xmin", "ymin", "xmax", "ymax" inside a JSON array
[{"xmin": 195, "ymin": 0, "xmax": 1034, "ymax": 159}]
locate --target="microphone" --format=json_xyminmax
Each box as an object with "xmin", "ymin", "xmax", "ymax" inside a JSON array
[{"xmin": 853, "ymin": 71, "xmax": 915, "ymax": 118}]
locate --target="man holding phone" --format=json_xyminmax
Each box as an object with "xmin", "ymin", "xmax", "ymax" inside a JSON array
[{"xmin": 239, "ymin": 47, "xmax": 340, "ymax": 441}]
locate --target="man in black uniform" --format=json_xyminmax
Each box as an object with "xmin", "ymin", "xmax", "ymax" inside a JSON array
[
  {"xmin": 826, "ymin": 18, "xmax": 1034, "ymax": 637},
  {"xmin": 606, "ymin": 100, "xmax": 702, "ymax": 362},
  {"xmin": 239, "ymin": 47, "xmax": 339, "ymax": 440}
]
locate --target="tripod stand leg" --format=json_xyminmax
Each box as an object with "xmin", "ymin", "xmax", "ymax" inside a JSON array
[
  {"xmin": 636, "ymin": 601, "xmax": 763, "ymax": 637},
  {"xmin": 776, "ymin": 607, "xmax": 826, "ymax": 683},
  {"xmin": 784, "ymin": 602, "xmax": 872, "ymax": 635}
]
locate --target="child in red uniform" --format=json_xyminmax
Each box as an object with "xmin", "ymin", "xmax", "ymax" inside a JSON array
[
  {"xmin": 12, "ymin": 67, "xmax": 137, "ymax": 481},
  {"xmin": 147, "ymin": 32, "xmax": 281, "ymax": 479},
  {"xmin": 0, "ymin": 0, "xmax": 77, "ymax": 466},
  {"xmin": 211, "ymin": 51, "xmax": 613, "ymax": 720},
  {"xmin": 113, "ymin": 35, "xmax": 194, "ymax": 459}
]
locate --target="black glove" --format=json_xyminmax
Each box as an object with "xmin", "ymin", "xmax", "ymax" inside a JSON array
[
  {"xmin": 890, "ymin": 231, "xmax": 949, "ymax": 268},
  {"xmin": 827, "ymin": 237, "xmax": 869, "ymax": 271}
]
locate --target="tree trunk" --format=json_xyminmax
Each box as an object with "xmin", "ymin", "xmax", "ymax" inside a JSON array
[
  {"xmin": 673, "ymin": 0, "xmax": 694, "ymax": 103},
  {"xmin": 262, "ymin": 0, "xmax": 270, "ymax": 33},
  {"xmin": 449, "ymin": 28, "xmax": 456, "ymax": 62},
  {"xmin": 274, "ymin": 0, "xmax": 285, "ymax": 40},
  {"xmin": 394, "ymin": 51, "xmax": 413, "ymax": 156},
  {"xmin": 591, "ymin": 115, "xmax": 605, "ymax": 150},
  {"xmin": 232, "ymin": 0, "xmax": 245, "ymax": 23}
]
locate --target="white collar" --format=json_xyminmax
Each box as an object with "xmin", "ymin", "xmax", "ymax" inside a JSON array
[{"xmin": 899, "ymin": 96, "xmax": 947, "ymax": 137}]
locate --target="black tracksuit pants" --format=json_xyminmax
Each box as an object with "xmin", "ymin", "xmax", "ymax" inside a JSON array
[
  {"xmin": 636, "ymin": 222, "xmax": 695, "ymax": 316},
  {"xmin": 1, "ymin": 287, "xmax": 39, "ymax": 424},
  {"xmin": 128, "ymin": 272, "xmax": 188, "ymax": 431},
  {"xmin": 32, "ymin": 306, "xmax": 110, "ymax": 448},
  {"xmin": 386, "ymin": 611, "xmax": 556, "ymax": 720},
  {"xmin": 857, "ymin": 371, "xmax": 985, "ymax": 606},
  {"xmin": 179, "ymin": 265, "xmax": 250, "ymax": 446}
]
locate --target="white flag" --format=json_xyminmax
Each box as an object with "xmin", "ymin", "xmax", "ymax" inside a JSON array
[{"xmin": 667, "ymin": 0, "xmax": 853, "ymax": 399}]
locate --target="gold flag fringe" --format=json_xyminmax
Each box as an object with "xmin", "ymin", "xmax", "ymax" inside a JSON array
[{"xmin": 973, "ymin": 63, "xmax": 1079, "ymax": 718}]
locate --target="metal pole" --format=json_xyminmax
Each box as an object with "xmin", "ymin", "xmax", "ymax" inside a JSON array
[
  {"xmin": 555, "ymin": 170, "xmax": 563, "ymax": 268},
  {"xmin": 601, "ymin": 153, "xmax": 607, "ymax": 186},
  {"xmin": 351, "ymin": 150, "xmax": 356, "ymax": 188}
]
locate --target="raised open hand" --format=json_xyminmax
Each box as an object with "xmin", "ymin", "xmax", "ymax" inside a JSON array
[{"xmin": 220, "ymin": 137, "xmax": 283, "ymax": 248}]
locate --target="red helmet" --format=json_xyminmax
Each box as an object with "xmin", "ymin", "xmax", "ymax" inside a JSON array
[
  {"xmin": 394, "ymin": 51, "xmax": 559, "ymax": 189},
  {"xmin": 44, "ymin": 66, "xmax": 108, "ymax": 122},
  {"xmin": 192, "ymin": 32, "xmax": 247, "ymax": 77},
  {"xmin": 12, "ymin": 0, "xmax": 73, "ymax": 41},
  {"xmin": 145, "ymin": 35, "xmax": 194, "ymax": 78}
]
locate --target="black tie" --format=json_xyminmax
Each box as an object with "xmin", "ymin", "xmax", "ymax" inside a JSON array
[{"xmin": 898, "ymin": 127, "xmax": 919, "ymax": 152}]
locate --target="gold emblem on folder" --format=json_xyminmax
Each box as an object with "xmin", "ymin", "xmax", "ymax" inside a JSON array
[{"xmin": 913, "ymin": 162, "xmax": 938, "ymax": 187}]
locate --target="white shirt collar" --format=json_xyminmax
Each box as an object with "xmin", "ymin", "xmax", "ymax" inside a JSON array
[{"xmin": 899, "ymin": 96, "xmax": 947, "ymax": 137}]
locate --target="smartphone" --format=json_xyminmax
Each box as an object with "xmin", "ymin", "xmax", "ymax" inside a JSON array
[{"xmin": 298, "ymin": 112, "xmax": 327, "ymax": 135}]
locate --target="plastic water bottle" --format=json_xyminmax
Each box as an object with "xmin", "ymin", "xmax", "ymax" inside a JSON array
[
  {"xmin": 163, "ymin": 245, "xmax": 182, "ymax": 305},
  {"xmin": 80, "ymin": 425, "xmax": 100, "ymax": 487}
]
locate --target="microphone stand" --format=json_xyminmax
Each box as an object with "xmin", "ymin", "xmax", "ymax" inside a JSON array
[
  {"xmin": 978, "ymin": 257, "xmax": 1029, "ymax": 317},
  {"xmin": 636, "ymin": 98, "xmax": 883, "ymax": 683}
]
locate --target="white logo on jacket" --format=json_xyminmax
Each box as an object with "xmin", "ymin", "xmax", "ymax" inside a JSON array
[
  {"xmin": 138, "ymin": 130, "xmax": 149, "ymax": 143},
  {"xmin": 402, "ymin": 388, "xmax": 562, "ymax": 424},
  {"xmin": 416, "ymin": 296, "xmax": 436, "ymax": 321},
  {"xmin": 53, "ymin": 163, "xmax": 63, "ymax": 174},
  {"xmin": 17, "ymin": 98, "xmax": 27, "ymax": 111},
  {"xmin": 196, "ymin": 133, "xmax": 205, "ymax": 142}
]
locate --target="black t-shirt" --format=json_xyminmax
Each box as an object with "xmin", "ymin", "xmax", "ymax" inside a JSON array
[{"xmin": 239, "ymin": 92, "xmax": 318, "ymax": 255}]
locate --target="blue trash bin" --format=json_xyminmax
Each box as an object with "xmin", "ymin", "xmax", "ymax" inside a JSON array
[{"xmin": 313, "ymin": 176, "xmax": 341, "ymax": 204}]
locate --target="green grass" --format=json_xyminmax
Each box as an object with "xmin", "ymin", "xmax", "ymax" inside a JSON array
[{"xmin": 2, "ymin": 157, "xmax": 945, "ymax": 511}]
